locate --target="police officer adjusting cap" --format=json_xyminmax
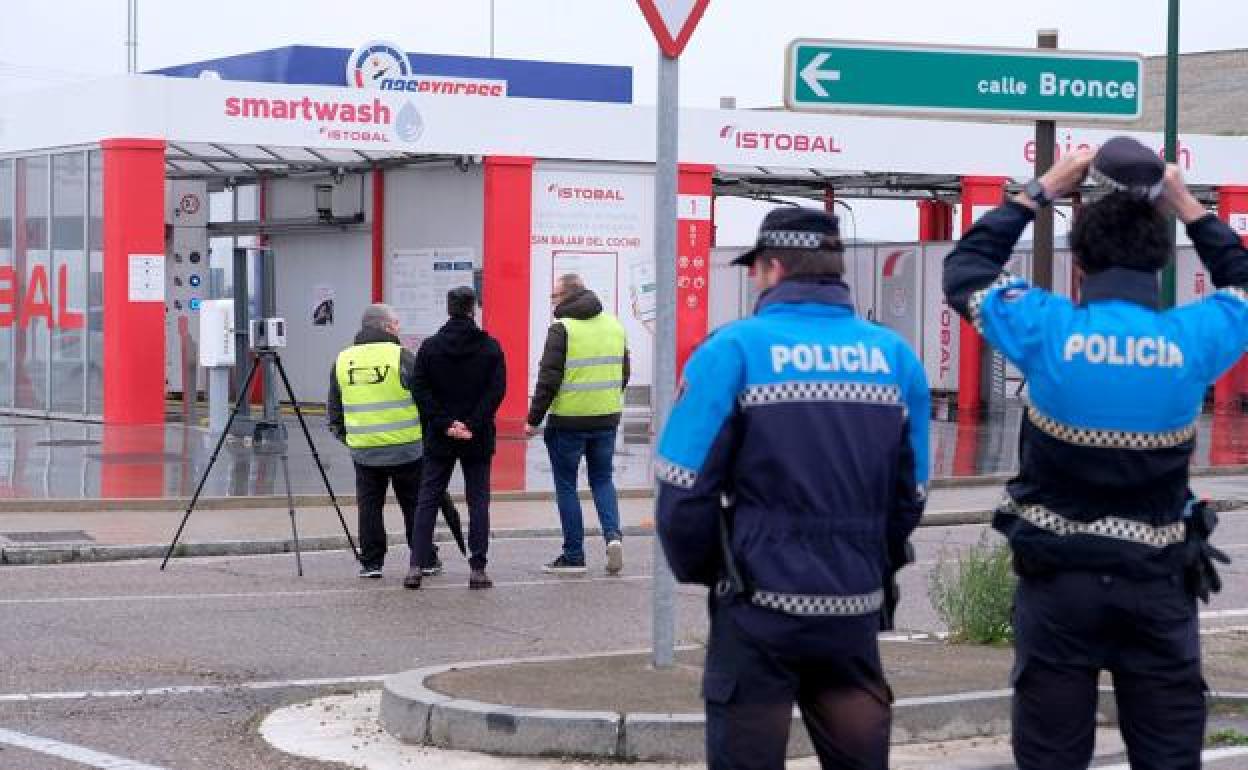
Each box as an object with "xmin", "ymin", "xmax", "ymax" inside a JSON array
[
  {"xmin": 1091, "ymin": 136, "xmax": 1165, "ymax": 202},
  {"xmin": 731, "ymin": 206, "xmax": 841, "ymax": 267}
]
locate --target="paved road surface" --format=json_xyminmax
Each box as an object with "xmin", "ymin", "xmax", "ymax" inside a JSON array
[{"xmin": 3, "ymin": 517, "xmax": 1248, "ymax": 768}]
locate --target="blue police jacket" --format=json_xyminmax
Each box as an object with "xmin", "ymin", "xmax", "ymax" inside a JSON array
[
  {"xmin": 944, "ymin": 202, "xmax": 1248, "ymax": 578},
  {"xmin": 655, "ymin": 278, "xmax": 930, "ymax": 630}
]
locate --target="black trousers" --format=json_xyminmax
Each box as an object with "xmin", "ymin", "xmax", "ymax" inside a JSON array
[
  {"xmin": 355, "ymin": 459, "xmax": 460, "ymax": 570},
  {"xmin": 702, "ymin": 599, "xmax": 891, "ymax": 770},
  {"xmin": 1011, "ymin": 571, "xmax": 1206, "ymax": 770},
  {"xmin": 412, "ymin": 453, "xmax": 492, "ymax": 570}
]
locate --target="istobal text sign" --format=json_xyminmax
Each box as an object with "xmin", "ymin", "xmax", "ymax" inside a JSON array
[{"xmin": 785, "ymin": 40, "xmax": 1143, "ymax": 121}]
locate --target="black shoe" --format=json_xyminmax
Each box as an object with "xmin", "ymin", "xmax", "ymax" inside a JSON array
[
  {"xmin": 421, "ymin": 557, "xmax": 444, "ymax": 577},
  {"xmin": 358, "ymin": 566, "xmax": 383, "ymax": 579},
  {"xmin": 402, "ymin": 569, "xmax": 422, "ymax": 590},
  {"xmin": 542, "ymin": 554, "xmax": 587, "ymax": 575},
  {"xmin": 469, "ymin": 568, "xmax": 493, "ymax": 590}
]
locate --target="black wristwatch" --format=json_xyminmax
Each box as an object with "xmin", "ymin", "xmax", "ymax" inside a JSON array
[{"xmin": 1023, "ymin": 178, "xmax": 1053, "ymax": 208}]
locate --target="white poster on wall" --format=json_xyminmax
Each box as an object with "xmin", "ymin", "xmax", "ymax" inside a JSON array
[
  {"xmin": 530, "ymin": 165, "xmax": 655, "ymax": 388},
  {"xmin": 390, "ymin": 247, "xmax": 476, "ymax": 348},
  {"xmin": 1176, "ymin": 245, "xmax": 1210, "ymax": 306}
]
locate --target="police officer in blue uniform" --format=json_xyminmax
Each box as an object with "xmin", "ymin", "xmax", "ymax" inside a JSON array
[
  {"xmin": 656, "ymin": 208, "xmax": 930, "ymax": 770},
  {"xmin": 944, "ymin": 138, "xmax": 1243, "ymax": 770}
]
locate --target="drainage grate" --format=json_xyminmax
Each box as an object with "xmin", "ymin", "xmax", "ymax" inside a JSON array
[
  {"xmin": 2, "ymin": 530, "xmax": 95, "ymax": 543},
  {"xmin": 37, "ymin": 439, "xmax": 101, "ymax": 448}
]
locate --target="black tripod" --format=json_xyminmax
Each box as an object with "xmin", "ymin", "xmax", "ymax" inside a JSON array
[{"xmin": 160, "ymin": 346, "xmax": 359, "ymax": 575}]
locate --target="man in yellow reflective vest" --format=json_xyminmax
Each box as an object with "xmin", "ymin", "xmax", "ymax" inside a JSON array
[
  {"xmin": 525, "ymin": 274, "xmax": 630, "ymax": 576},
  {"xmin": 328, "ymin": 303, "xmax": 458, "ymax": 583}
]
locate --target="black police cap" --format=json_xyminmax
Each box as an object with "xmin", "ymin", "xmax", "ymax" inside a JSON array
[
  {"xmin": 1091, "ymin": 136, "xmax": 1165, "ymax": 202},
  {"xmin": 732, "ymin": 206, "xmax": 841, "ymax": 267}
]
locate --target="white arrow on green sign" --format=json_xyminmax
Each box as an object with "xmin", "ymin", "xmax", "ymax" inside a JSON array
[{"xmin": 785, "ymin": 39, "xmax": 1143, "ymax": 121}]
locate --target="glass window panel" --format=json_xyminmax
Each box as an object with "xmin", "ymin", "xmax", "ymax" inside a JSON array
[
  {"xmin": 15, "ymin": 156, "xmax": 49, "ymax": 412},
  {"xmin": 51, "ymin": 153, "xmax": 86, "ymax": 414},
  {"xmin": 0, "ymin": 160, "xmax": 13, "ymax": 409},
  {"xmin": 88, "ymin": 150, "xmax": 103, "ymax": 416}
]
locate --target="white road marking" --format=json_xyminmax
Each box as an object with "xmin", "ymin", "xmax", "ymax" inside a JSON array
[
  {"xmin": 0, "ymin": 727, "xmax": 170, "ymax": 769},
  {"xmin": 0, "ymin": 674, "xmax": 389, "ymax": 704},
  {"xmin": 0, "ymin": 575, "xmax": 650, "ymax": 606},
  {"xmin": 1201, "ymin": 608, "xmax": 1248, "ymax": 620}
]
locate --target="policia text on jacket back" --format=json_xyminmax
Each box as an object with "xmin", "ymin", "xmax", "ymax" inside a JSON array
[
  {"xmin": 943, "ymin": 138, "xmax": 1245, "ymax": 770},
  {"xmin": 656, "ymin": 207, "xmax": 930, "ymax": 770}
]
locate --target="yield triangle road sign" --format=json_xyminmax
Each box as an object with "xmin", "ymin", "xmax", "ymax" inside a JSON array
[{"xmin": 636, "ymin": 0, "xmax": 711, "ymax": 58}]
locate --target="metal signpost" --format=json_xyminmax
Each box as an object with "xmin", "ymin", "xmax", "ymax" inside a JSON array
[
  {"xmin": 635, "ymin": 0, "xmax": 710, "ymax": 669},
  {"xmin": 785, "ymin": 40, "xmax": 1143, "ymax": 121}
]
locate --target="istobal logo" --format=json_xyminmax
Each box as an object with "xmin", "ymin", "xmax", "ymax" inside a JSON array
[{"xmin": 347, "ymin": 41, "xmax": 411, "ymax": 89}]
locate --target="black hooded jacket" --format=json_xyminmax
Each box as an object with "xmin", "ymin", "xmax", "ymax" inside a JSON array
[
  {"xmin": 413, "ymin": 317, "xmax": 506, "ymax": 458},
  {"xmin": 526, "ymin": 288, "xmax": 631, "ymax": 431}
]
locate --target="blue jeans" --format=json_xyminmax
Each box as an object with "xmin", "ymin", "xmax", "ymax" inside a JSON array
[{"xmin": 543, "ymin": 426, "xmax": 622, "ymax": 561}]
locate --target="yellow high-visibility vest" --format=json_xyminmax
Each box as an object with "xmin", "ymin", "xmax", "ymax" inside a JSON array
[
  {"xmin": 334, "ymin": 342, "xmax": 422, "ymax": 449},
  {"xmin": 551, "ymin": 313, "xmax": 626, "ymax": 417}
]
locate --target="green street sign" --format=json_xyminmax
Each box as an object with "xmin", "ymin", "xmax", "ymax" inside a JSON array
[{"xmin": 785, "ymin": 40, "xmax": 1143, "ymax": 121}]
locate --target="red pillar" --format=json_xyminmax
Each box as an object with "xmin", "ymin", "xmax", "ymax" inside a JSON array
[
  {"xmin": 482, "ymin": 156, "xmax": 535, "ymax": 430},
  {"xmin": 1214, "ymin": 185, "xmax": 1248, "ymax": 413},
  {"xmin": 371, "ymin": 169, "xmax": 385, "ymax": 302},
  {"xmin": 101, "ymin": 139, "xmax": 166, "ymax": 425},
  {"xmin": 677, "ymin": 164, "xmax": 714, "ymax": 371},
  {"xmin": 957, "ymin": 176, "xmax": 1008, "ymax": 417}
]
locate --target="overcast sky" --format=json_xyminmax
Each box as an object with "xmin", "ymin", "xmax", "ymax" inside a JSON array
[
  {"xmin": 3, "ymin": 1, "xmax": 1244, "ymax": 242},
  {"xmin": 3, "ymin": 0, "xmax": 1246, "ymax": 104}
]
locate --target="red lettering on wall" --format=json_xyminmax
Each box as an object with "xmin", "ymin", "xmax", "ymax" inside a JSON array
[
  {"xmin": 21, "ymin": 265, "xmax": 52, "ymax": 329},
  {"xmin": 57, "ymin": 265, "xmax": 84, "ymax": 330},
  {"xmin": 0, "ymin": 267, "xmax": 14, "ymax": 327},
  {"xmin": 0, "ymin": 264, "xmax": 82, "ymax": 329}
]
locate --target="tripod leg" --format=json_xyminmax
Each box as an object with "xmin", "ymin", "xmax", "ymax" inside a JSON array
[
  {"xmin": 161, "ymin": 356, "xmax": 261, "ymax": 571},
  {"xmin": 272, "ymin": 354, "xmax": 361, "ymax": 562},
  {"xmin": 280, "ymin": 454, "xmax": 303, "ymax": 577}
]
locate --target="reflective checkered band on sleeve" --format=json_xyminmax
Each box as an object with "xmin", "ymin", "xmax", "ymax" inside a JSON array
[
  {"xmin": 1220, "ymin": 286, "xmax": 1248, "ymax": 304},
  {"xmin": 751, "ymin": 588, "xmax": 885, "ymax": 617},
  {"xmin": 1025, "ymin": 403, "xmax": 1197, "ymax": 450},
  {"xmin": 759, "ymin": 230, "xmax": 824, "ymax": 250},
  {"xmin": 1000, "ymin": 499, "xmax": 1186, "ymax": 548},
  {"xmin": 739, "ymin": 381, "xmax": 901, "ymax": 408},
  {"xmin": 654, "ymin": 458, "xmax": 697, "ymax": 490},
  {"xmin": 967, "ymin": 272, "xmax": 1023, "ymax": 333}
]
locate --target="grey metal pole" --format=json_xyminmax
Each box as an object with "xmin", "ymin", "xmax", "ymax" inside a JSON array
[
  {"xmin": 1032, "ymin": 29, "xmax": 1058, "ymax": 291},
  {"xmin": 259, "ymin": 248, "xmax": 279, "ymax": 424},
  {"xmin": 651, "ymin": 50, "xmax": 679, "ymax": 669}
]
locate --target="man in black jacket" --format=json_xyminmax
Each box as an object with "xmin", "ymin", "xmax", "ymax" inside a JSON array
[
  {"xmin": 328, "ymin": 304, "xmax": 460, "ymax": 580},
  {"xmin": 408, "ymin": 287, "xmax": 506, "ymax": 590}
]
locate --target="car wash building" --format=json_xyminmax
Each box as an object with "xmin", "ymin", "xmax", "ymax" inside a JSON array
[{"xmin": 1, "ymin": 41, "xmax": 1247, "ymax": 426}]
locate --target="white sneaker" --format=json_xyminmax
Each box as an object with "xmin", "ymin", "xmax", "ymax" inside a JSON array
[{"xmin": 605, "ymin": 540, "xmax": 624, "ymax": 575}]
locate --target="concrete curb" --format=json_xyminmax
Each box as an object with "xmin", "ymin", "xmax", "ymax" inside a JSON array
[
  {"xmin": 0, "ymin": 525, "xmax": 657, "ymax": 566},
  {"xmin": 0, "ymin": 464, "xmax": 1244, "ymax": 513},
  {"xmin": 5, "ymin": 502, "xmax": 1245, "ymax": 566},
  {"xmin": 379, "ymin": 653, "xmax": 1248, "ymax": 762}
]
